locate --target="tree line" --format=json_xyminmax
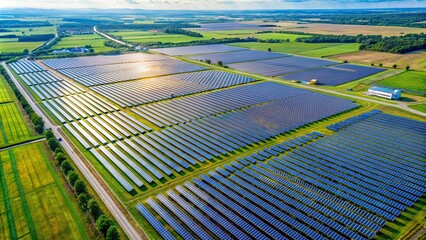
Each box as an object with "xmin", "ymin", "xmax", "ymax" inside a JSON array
[
  {"xmin": 18, "ymin": 34, "xmax": 55, "ymax": 42},
  {"xmin": 45, "ymin": 131, "xmax": 120, "ymax": 240},
  {"xmin": 163, "ymin": 28, "xmax": 203, "ymax": 37},
  {"xmin": 295, "ymin": 33, "xmax": 425, "ymax": 54},
  {"xmin": 359, "ymin": 33, "xmax": 426, "ymax": 54},
  {"xmin": 0, "ymin": 66, "xmax": 44, "ymax": 133}
]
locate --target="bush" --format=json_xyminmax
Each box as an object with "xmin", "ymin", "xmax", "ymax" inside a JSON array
[
  {"xmin": 96, "ymin": 215, "xmax": 113, "ymax": 236},
  {"xmin": 392, "ymin": 64, "xmax": 397, "ymax": 68},
  {"xmin": 267, "ymin": 47, "xmax": 271, "ymax": 52},
  {"xmin": 88, "ymin": 199, "xmax": 102, "ymax": 220},
  {"xmin": 61, "ymin": 160, "xmax": 73, "ymax": 175},
  {"xmin": 47, "ymin": 138, "xmax": 59, "ymax": 151},
  {"xmin": 405, "ymin": 66, "xmax": 410, "ymax": 71},
  {"xmin": 217, "ymin": 61, "xmax": 223, "ymax": 66},
  {"xmin": 106, "ymin": 226, "xmax": 120, "ymax": 240},
  {"xmin": 74, "ymin": 179, "xmax": 86, "ymax": 195},
  {"xmin": 55, "ymin": 152, "xmax": 67, "ymax": 164},
  {"xmin": 67, "ymin": 170, "xmax": 79, "ymax": 186},
  {"xmin": 77, "ymin": 193, "xmax": 89, "ymax": 210}
]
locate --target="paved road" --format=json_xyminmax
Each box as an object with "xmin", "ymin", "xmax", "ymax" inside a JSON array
[
  {"xmin": 1, "ymin": 62, "xmax": 144, "ymax": 240},
  {"xmin": 94, "ymin": 26, "xmax": 134, "ymax": 47}
]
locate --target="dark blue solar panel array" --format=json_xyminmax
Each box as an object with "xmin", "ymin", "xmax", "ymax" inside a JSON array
[
  {"xmin": 91, "ymin": 70, "xmax": 255, "ymax": 107},
  {"xmin": 136, "ymin": 111, "xmax": 425, "ymax": 240},
  {"xmin": 188, "ymin": 50, "xmax": 291, "ymax": 64},
  {"xmin": 132, "ymin": 82, "xmax": 310, "ymax": 128},
  {"xmin": 282, "ymin": 63, "xmax": 386, "ymax": 86},
  {"xmin": 228, "ymin": 56, "xmax": 337, "ymax": 76}
]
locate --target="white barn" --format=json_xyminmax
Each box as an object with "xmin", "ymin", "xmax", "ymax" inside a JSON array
[{"xmin": 367, "ymin": 86, "xmax": 401, "ymax": 100}]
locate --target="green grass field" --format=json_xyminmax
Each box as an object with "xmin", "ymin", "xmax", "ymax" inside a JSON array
[
  {"xmin": 0, "ymin": 26, "xmax": 56, "ymax": 37},
  {"xmin": 108, "ymin": 29, "xmax": 309, "ymax": 45},
  {"xmin": 374, "ymin": 71, "xmax": 426, "ymax": 93},
  {"xmin": 0, "ymin": 143, "xmax": 88, "ymax": 240},
  {"xmin": 0, "ymin": 26, "xmax": 57, "ymax": 53},
  {"xmin": 228, "ymin": 41, "xmax": 358, "ymax": 57},
  {"xmin": 51, "ymin": 34, "xmax": 114, "ymax": 53},
  {"xmin": 0, "ymin": 103, "xmax": 32, "ymax": 146},
  {"xmin": 0, "ymin": 76, "xmax": 12, "ymax": 103},
  {"xmin": 408, "ymin": 103, "xmax": 426, "ymax": 113},
  {"xmin": 298, "ymin": 43, "xmax": 360, "ymax": 58},
  {"xmin": 0, "ymin": 41, "xmax": 46, "ymax": 53}
]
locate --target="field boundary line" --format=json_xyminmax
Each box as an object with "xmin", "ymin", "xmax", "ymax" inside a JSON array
[{"xmin": 0, "ymin": 154, "xmax": 17, "ymax": 239}]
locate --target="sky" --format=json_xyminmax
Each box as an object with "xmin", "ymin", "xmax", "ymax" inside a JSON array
[{"xmin": 0, "ymin": 0, "xmax": 425, "ymax": 10}]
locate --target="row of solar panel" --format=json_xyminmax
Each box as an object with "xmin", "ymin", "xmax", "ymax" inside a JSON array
[{"xmin": 90, "ymin": 70, "xmax": 255, "ymax": 107}]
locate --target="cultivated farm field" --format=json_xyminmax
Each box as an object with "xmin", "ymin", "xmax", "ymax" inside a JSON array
[
  {"xmin": 375, "ymin": 71, "xmax": 426, "ymax": 93},
  {"xmin": 108, "ymin": 29, "xmax": 310, "ymax": 44},
  {"xmin": 331, "ymin": 50, "xmax": 426, "ymax": 71},
  {"xmin": 228, "ymin": 42, "xmax": 360, "ymax": 57},
  {"xmin": 0, "ymin": 41, "xmax": 46, "ymax": 53},
  {"xmin": 0, "ymin": 76, "xmax": 12, "ymax": 103},
  {"xmin": 0, "ymin": 103, "xmax": 32, "ymax": 146},
  {"xmin": 51, "ymin": 34, "xmax": 114, "ymax": 53},
  {"xmin": 0, "ymin": 26, "xmax": 56, "ymax": 53},
  {"xmin": 0, "ymin": 143, "xmax": 88, "ymax": 240},
  {"xmin": 255, "ymin": 21, "xmax": 426, "ymax": 36}
]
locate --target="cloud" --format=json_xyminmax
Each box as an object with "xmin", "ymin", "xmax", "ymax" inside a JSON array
[{"xmin": 1, "ymin": 0, "xmax": 425, "ymax": 10}]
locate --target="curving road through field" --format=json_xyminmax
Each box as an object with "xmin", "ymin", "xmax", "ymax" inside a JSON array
[{"xmin": 1, "ymin": 62, "xmax": 145, "ymax": 240}]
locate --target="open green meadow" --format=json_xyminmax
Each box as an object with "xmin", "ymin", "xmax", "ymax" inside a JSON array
[
  {"xmin": 408, "ymin": 103, "xmax": 426, "ymax": 113},
  {"xmin": 374, "ymin": 71, "xmax": 426, "ymax": 93},
  {"xmin": 0, "ymin": 26, "xmax": 56, "ymax": 53},
  {"xmin": 0, "ymin": 26, "xmax": 56, "ymax": 37},
  {"xmin": 0, "ymin": 103, "xmax": 32, "ymax": 146},
  {"xmin": 108, "ymin": 29, "xmax": 309, "ymax": 44},
  {"xmin": 228, "ymin": 41, "xmax": 359, "ymax": 57},
  {"xmin": 52, "ymin": 34, "xmax": 114, "ymax": 53},
  {"xmin": 297, "ymin": 43, "xmax": 360, "ymax": 58},
  {"xmin": 0, "ymin": 143, "xmax": 88, "ymax": 240},
  {"xmin": 0, "ymin": 41, "xmax": 46, "ymax": 53}
]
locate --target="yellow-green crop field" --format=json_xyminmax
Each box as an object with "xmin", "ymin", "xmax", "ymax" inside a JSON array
[{"xmin": 0, "ymin": 143, "xmax": 88, "ymax": 239}]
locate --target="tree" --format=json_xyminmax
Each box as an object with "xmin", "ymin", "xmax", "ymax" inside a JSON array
[
  {"xmin": 89, "ymin": 48, "xmax": 94, "ymax": 53},
  {"xmin": 217, "ymin": 61, "xmax": 223, "ymax": 66},
  {"xmin": 343, "ymin": 60, "xmax": 348, "ymax": 63},
  {"xmin": 379, "ymin": 63, "xmax": 383, "ymax": 67},
  {"xmin": 106, "ymin": 226, "xmax": 120, "ymax": 240},
  {"xmin": 88, "ymin": 199, "xmax": 102, "ymax": 220},
  {"xmin": 47, "ymin": 138, "xmax": 59, "ymax": 151},
  {"xmin": 392, "ymin": 64, "xmax": 397, "ymax": 68},
  {"xmin": 267, "ymin": 47, "xmax": 271, "ymax": 52},
  {"xmin": 68, "ymin": 170, "xmax": 79, "ymax": 186},
  {"xmin": 55, "ymin": 152, "xmax": 66, "ymax": 164},
  {"xmin": 371, "ymin": 63, "xmax": 374, "ymax": 66},
  {"xmin": 405, "ymin": 66, "xmax": 410, "ymax": 71},
  {"xmin": 45, "ymin": 130, "xmax": 54, "ymax": 140},
  {"xmin": 74, "ymin": 179, "xmax": 86, "ymax": 195},
  {"xmin": 96, "ymin": 215, "xmax": 113, "ymax": 236},
  {"xmin": 77, "ymin": 193, "xmax": 88, "ymax": 210},
  {"xmin": 23, "ymin": 49, "xmax": 29, "ymax": 54},
  {"xmin": 205, "ymin": 59, "xmax": 211, "ymax": 64},
  {"xmin": 61, "ymin": 160, "xmax": 73, "ymax": 174},
  {"xmin": 54, "ymin": 148, "xmax": 64, "ymax": 155},
  {"xmin": 35, "ymin": 124, "xmax": 44, "ymax": 133}
]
